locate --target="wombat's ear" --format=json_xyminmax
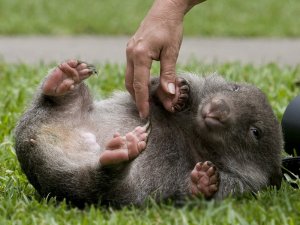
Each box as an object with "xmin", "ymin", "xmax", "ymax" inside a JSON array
[
  {"xmin": 206, "ymin": 73, "xmax": 226, "ymax": 84},
  {"xmin": 230, "ymin": 84, "xmax": 240, "ymax": 92}
]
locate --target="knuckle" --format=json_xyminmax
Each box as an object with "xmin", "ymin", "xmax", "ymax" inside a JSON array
[
  {"xmin": 126, "ymin": 44, "xmax": 134, "ymax": 55},
  {"xmin": 125, "ymin": 78, "xmax": 134, "ymax": 90},
  {"xmin": 161, "ymin": 70, "xmax": 175, "ymax": 77},
  {"xmin": 132, "ymin": 45, "xmax": 147, "ymax": 58},
  {"xmin": 161, "ymin": 71, "xmax": 176, "ymax": 82},
  {"xmin": 132, "ymin": 81, "xmax": 146, "ymax": 92},
  {"xmin": 125, "ymin": 82, "xmax": 133, "ymax": 93}
]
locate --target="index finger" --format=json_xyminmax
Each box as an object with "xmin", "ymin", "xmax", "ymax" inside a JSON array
[
  {"xmin": 125, "ymin": 57, "xmax": 135, "ymax": 100},
  {"xmin": 125, "ymin": 40, "xmax": 136, "ymax": 99},
  {"xmin": 133, "ymin": 57, "xmax": 152, "ymax": 119}
]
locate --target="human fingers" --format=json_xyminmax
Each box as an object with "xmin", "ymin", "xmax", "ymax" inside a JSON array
[
  {"xmin": 126, "ymin": 38, "xmax": 152, "ymax": 118},
  {"xmin": 133, "ymin": 56, "xmax": 151, "ymax": 119},
  {"xmin": 125, "ymin": 41, "xmax": 135, "ymax": 99},
  {"xmin": 159, "ymin": 47, "xmax": 178, "ymax": 96}
]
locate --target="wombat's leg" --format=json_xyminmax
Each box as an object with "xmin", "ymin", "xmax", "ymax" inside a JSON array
[
  {"xmin": 190, "ymin": 161, "xmax": 219, "ymax": 198},
  {"xmin": 155, "ymin": 77, "xmax": 190, "ymax": 113},
  {"xmin": 100, "ymin": 124, "xmax": 149, "ymax": 166},
  {"xmin": 42, "ymin": 59, "xmax": 96, "ymax": 96}
]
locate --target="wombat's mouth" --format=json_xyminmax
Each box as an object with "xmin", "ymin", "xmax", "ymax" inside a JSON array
[{"xmin": 203, "ymin": 116, "xmax": 224, "ymax": 129}]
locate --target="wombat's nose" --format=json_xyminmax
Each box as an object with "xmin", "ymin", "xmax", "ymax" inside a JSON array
[{"xmin": 202, "ymin": 98, "xmax": 231, "ymax": 128}]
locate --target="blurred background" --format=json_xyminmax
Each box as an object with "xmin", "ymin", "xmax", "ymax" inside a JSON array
[
  {"xmin": 0, "ymin": 0, "xmax": 299, "ymax": 37},
  {"xmin": 1, "ymin": 0, "xmax": 300, "ymax": 66}
]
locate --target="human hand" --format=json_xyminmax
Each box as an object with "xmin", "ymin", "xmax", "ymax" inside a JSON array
[
  {"xmin": 126, "ymin": 0, "xmax": 206, "ymax": 119},
  {"xmin": 126, "ymin": 16, "xmax": 182, "ymax": 118}
]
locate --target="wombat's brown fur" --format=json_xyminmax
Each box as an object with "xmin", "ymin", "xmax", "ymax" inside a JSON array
[{"xmin": 15, "ymin": 61, "xmax": 283, "ymax": 207}]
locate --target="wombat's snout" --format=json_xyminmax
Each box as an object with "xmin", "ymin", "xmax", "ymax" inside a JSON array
[{"xmin": 201, "ymin": 97, "xmax": 231, "ymax": 129}]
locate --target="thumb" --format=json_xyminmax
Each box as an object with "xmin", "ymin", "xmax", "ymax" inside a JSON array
[{"xmin": 159, "ymin": 56, "xmax": 177, "ymax": 96}]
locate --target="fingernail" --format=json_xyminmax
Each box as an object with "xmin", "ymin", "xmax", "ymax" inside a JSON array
[{"xmin": 168, "ymin": 83, "xmax": 176, "ymax": 95}]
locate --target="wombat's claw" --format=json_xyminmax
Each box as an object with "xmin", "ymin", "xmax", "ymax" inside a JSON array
[
  {"xmin": 89, "ymin": 66, "xmax": 98, "ymax": 75},
  {"xmin": 173, "ymin": 78, "xmax": 190, "ymax": 112},
  {"xmin": 142, "ymin": 120, "xmax": 151, "ymax": 136},
  {"xmin": 100, "ymin": 125, "xmax": 148, "ymax": 166},
  {"xmin": 77, "ymin": 60, "xmax": 98, "ymax": 75},
  {"xmin": 190, "ymin": 161, "xmax": 219, "ymax": 198}
]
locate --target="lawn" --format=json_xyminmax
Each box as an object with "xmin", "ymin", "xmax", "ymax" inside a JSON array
[
  {"xmin": 1, "ymin": 0, "xmax": 300, "ymax": 223},
  {"xmin": 0, "ymin": 61, "xmax": 300, "ymax": 224},
  {"xmin": 0, "ymin": 0, "xmax": 299, "ymax": 37}
]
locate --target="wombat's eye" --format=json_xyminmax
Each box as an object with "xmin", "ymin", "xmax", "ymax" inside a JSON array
[
  {"xmin": 250, "ymin": 127, "xmax": 262, "ymax": 140},
  {"xmin": 231, "ymin": 84, "xmax": 240, "ymax": 92}
]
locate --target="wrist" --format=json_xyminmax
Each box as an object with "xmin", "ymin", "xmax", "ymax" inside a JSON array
[{"xmin": 147, "ymin": 0, "xmax": 199, "ymax": 21}]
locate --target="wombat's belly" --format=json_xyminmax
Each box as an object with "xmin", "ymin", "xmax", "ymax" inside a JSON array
[
  {"xmin": 38, "ymin": 105, "xmax": 145, "ymax": 172},
  {"xmin": 37, "ymin": 122, "xmax": 104, "ymax": 166}
]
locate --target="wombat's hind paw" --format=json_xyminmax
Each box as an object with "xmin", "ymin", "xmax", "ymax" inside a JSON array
[
  {"xmin": 190, "ymin": 161, "xmax": 219, "ymax": 198},
  {"xmin": 100, "ymin": 125, "xmax": 149, "ymax": 166},
  {"xmin": 42, "ymin": 59, "xmax": 97, "ymax": 96}
]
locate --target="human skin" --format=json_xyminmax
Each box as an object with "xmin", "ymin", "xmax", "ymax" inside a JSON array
[{"xmin": 126, "ymin": 0, "xmax": 207, "ymax": 119}]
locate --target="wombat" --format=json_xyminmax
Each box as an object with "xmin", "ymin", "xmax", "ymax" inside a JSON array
[{"xmin": 15, "ymin": 60, "xmax": 283, "ymax": 207}]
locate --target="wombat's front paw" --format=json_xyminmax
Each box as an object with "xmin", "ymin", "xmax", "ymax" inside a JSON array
[
  {"xmin": 173, "ymin": 78, "xmax": 190, "ymax": 112},
  {"xmin": 190, "ymin": 161, "xmax": 219, "ymax": 198},
  {"xmin": 42, "ymin": 59, "xmax": 97, "ymax": 96},
  {"xmin": 155, "ymin": 77, "xmax": 190, "ymax": 113},
  {"xmin": 99, "ymin": 122, "xmax": 150, "ymax": 166}
]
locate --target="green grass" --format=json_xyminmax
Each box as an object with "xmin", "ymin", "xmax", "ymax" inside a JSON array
[
  {"xmin": 0, "ymin": 61, "xmax": 300, "ymax": 224},
  {"xmin": 0, "ymin": 0, "xmax": 300, "ymax": 37}
]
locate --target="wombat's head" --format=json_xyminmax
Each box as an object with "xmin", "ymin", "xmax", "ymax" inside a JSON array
[{"xmin": 194, "ymin": 75, "xmax": 283, "ymax": 182}]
